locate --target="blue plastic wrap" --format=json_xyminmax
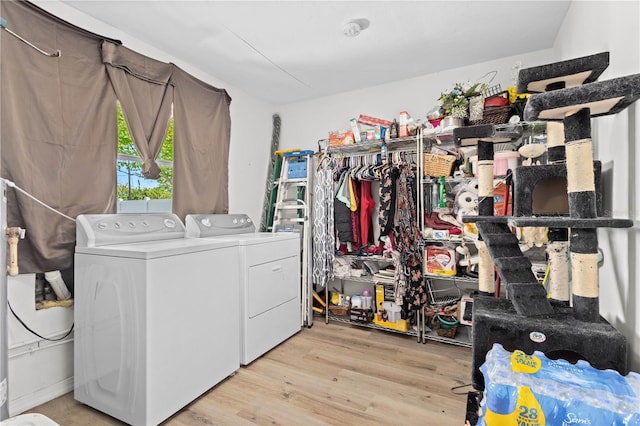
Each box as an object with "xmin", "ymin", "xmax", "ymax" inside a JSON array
[{"xmin": 478, "ymin": 343, "xmax": 640, "ymax": 425}]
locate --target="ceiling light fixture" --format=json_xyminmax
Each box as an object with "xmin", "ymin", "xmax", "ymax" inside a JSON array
[{"xmin": 343, "ymin": 18, "xmax": 370, "ymax": 38}]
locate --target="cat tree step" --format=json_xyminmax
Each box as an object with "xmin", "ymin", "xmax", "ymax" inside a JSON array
[
  {"xmin": 499, "ymin": 270, "xmax": 540, "ymax": 288},
  {"xmin": 495, "ymin": 263, "xmax": 546, "ymax": 284},
  {"xmin": 517, "ymin": 51, "xmax": 610, "ymax": 93},
  {"xmin": 507, "ymin": 282, "xmax": 554, "ymax": 316},
  {"xmin": 475, "ymin": 221, "xmax": 553, "ymax": 317},
  {"xmin": 453, "ymin": 123, "xmax": 527, "ymax": 147},
  {"xmin": 493, "ymin": 256, "xmax": 533, "ymax": 272},
  {"xmin": 463, "ymin": 216, "xmax": 509, "ymax": 224},
  {"xmin": 480, "ymin": 231, "xmax": 520, "ymax": 246},
  {"xmin": 509, "ymin": 217, "xmax": 633, "ymax": 229},
  {"xmin": 475, "ymin": 222, "xmax": 522, "ymax": 258},
  {"xmin": 524, "ymin": 73, "xmax": 640, "ymax": 121}
]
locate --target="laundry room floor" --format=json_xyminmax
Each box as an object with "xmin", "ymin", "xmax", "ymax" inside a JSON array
[{"xmin": 27, "ymin": 321, "xmax": 473, "ymax": 425}]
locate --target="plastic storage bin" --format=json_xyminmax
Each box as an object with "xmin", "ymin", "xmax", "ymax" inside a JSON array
[
  {"xmin": 470, "ymin": 151, "xmax": 520, "ymax": 176},
  {"xmin": 287, "ymin": 158, "xmax": 308, "ymax": 178}
]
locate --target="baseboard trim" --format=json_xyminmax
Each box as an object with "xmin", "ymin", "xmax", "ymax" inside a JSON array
[{"xmin": 9, "ymin": 377, "xmax": 73, "ymax": 417}]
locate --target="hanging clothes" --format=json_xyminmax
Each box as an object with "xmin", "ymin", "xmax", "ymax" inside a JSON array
[
  {"xmin": 349, "ymin": 177, "xmax": 361, "ymax": 250},
  {"xmin": 336, "ymin": 169, "xmax": 351, "ymax": 207},
  {"xmin": 395, "ymin": 165, "xmax": 427, "ymax": 311},
  {"xmin": 334, "ymin": 169, "xmax": 354, "ymax": 244},
  {"xmin": 312, "ymin": 157, "xmax": 336, "ymax": 287},
  {"xmin": 390, "ymin": 249, "xmax": 407, "ymax": 306},
  {"xmin": 378, "ymin": 165, "xmax": 399, "ymax": 237},
  {"xmin": 359, "ymin": 180, "xmax": 375, "ymax": 246}
]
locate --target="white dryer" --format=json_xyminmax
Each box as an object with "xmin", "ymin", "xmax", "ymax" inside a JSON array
[
  {"xmin": 74, "ymin": 213, "xmax": 239, "ymax": 426},
  {"xmin": 186, "ymin": 214, "xmax": 301, "ymax": 365}
]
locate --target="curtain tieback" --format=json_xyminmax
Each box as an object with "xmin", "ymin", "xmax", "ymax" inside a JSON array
[{"xmin": 142, "ymin": 158, "xmax": 161, "ymax": 179}]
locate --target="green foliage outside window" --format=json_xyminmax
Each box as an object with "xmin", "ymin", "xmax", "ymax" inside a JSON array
[{"xmin": 117, "ymin": 104, "xmax": 174, "ymax": 200}]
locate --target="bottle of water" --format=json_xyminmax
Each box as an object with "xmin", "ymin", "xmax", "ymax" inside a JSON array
[{"xmin": 431, "ymin": 182, "xmax": 439, "ymax": 212}]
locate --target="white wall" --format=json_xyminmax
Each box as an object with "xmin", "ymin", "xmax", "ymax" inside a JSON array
[
  {"xmin": 6, "ymin": 274, "xmax": 74, "ymax": 416},
  {"xmin": 552, "ymin": 0, "xmax": 640, "ymax": 373},
  {"xmin": 277, "ymin": 50, "xmax": 554, "ymax": 151}
]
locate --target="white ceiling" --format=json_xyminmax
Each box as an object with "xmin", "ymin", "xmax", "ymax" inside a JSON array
[{"xmin": 59, "ymin": 0, "xmax": 572, "ymax": 105}]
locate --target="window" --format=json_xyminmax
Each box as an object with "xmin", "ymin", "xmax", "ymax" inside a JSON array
[{"xmin": 116, "ymin": 103, "xmax": 173, "ymax": 212}]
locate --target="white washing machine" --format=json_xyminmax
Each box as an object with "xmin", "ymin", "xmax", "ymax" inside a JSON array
[
  {"xmin": 74, "ymin": 213, "xmax": 239, "ymax": 426},
  {"xmin": 185, "ymin": 214, "xmax": 301, "ymax": 365}
]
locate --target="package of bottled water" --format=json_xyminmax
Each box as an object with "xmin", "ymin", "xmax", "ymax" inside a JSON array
[{"xmin": 477, "ymin": 343, "xmax": 640, "ymax": 425}]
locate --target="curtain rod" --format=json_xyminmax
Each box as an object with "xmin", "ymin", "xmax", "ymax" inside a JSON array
[{"xmin": 0, "ymin": 16, "xmax": 61, "ymax": 57}]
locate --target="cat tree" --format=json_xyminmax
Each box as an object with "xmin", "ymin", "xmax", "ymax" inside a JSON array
[{"xmin": 462, "ymin": 52, "xmax": 640, "ymax": 389}]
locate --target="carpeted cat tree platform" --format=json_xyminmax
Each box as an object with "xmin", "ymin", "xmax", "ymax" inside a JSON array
[{"xmin": 463, "ymin": 52, "xmax": 640, "ymax": 390}]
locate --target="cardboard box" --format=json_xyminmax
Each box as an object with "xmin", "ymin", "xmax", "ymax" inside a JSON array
[{"xmin": 357, "ymin": 114, "xmax": 392, "ymax": 128}]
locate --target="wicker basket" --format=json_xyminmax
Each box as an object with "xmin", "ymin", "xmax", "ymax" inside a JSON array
[
  {"xmin": 328, "ymin": 304, "xmax": 349, "ymax": 316},
  {"xmin": 469, "ymin": 106, "xmax": 512, "ymax": 126},
  {"xmin": 433, "ymin": 315, "xmax": 459, "ymax": 338},
  {"xmin": 423, "ymin": 154, "xmax": 456, "ymax": 178}
]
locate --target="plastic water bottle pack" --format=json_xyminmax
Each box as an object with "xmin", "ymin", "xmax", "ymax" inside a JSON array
[{"xmin": 478, "ymin": 343, "xmax": 640, "ymax": 425}]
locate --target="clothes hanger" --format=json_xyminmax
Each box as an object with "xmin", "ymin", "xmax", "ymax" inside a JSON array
[
  {"xmin": 357, "ymin": 155, "xmax": 370, "ymax": 180},
  {"xmin": 361, "ymin": 154, "xmax": 376, "ymax": 181},
  {"xmin": 350, "ymin": 155, "xmax": 362, "ymax": 179}
]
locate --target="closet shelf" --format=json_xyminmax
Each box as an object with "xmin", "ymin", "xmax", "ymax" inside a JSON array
[
  {"xmin": 423, "ymin": 237, "xmax": 476, "ymax": 244},
  {"xmin": 319, "ymin": 131, "xmax": 454, "ymax": 155},
  {"xmin": 323, "ymin": 313, "xmax": 472, "ymax": 347},
  {"xmin": 424, "ymin": 324, "xmax": 472, "ymax": 347},
  {"xmin": 423, "ymin": 176, "xmax": 475, "ymax": 184},
  {"xmin": 331, "ymin": 274, "xmax": 379, "ymax": 284},
  {"xmin": 326, "ymin": 313, "xmax": 420, "ymax": 337},
  {"xmin": 337, "ymin": 254, "xmax": 394, "ymax": 263},
  {"xmin": 425, "ymin": 275, "xmax": 478, "ymax": 284}
]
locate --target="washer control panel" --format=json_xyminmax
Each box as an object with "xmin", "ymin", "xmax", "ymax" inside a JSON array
[
  {"xmin": 185, "ymin": 214, "xmax": 256, "ymax": 237},
  {"xmin": 76, "ymin": 213, "xmax": 185, "ymax": 247}
]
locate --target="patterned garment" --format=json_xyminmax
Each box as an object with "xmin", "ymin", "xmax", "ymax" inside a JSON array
[
  {"xmin": 378, "ymin": 165, "xmax": 399, "ymax": 236},
  {"xmin": 391, "ymin": 249, "xmax": 406, "ymax": 306},
  {"xmin": 395, "ymin": 165, "xmax": 427, "ymax": 311},
  {"xmin": 312, "ymin": 161, "xmax": 336, "ymax": 287}
]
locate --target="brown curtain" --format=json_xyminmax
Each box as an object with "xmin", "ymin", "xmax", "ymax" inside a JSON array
[
  {"xmin": 102, "ymin": 41, "xmax": 173, "ymax": 179},
  {"xmin": 171, "ymin": 65, "xmax": 232, "ymax": 220},
  {"xmin": 1, "ymin": 1, "xmax": 233, "ymax": 272},
  {"xmin": 0, "ymin": 0, "xmax": 118, "ymax": 273}
]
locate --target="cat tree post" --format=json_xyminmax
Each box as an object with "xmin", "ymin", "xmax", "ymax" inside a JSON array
[
  {"xmin": 544, "ymin": 122, "xmax": 571, "ymax": 306},
  {"xmin": 476, "ymin": 139, "xmax": 495, "ymax": 296},
  {"xmin": 563, "ymin": 108, "xmax": 600, "ymax": 322}
]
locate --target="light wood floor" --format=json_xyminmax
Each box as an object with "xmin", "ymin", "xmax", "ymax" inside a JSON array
[{"xmin": 27, "ymin": 321, "xmax": 473, "ymax": 425}]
